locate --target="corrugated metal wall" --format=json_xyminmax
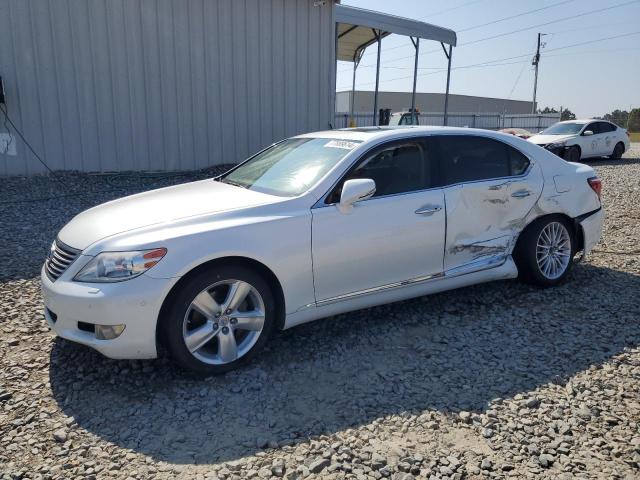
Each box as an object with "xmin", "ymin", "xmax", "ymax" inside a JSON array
[{"xmin": 0, "ymin": 0, "xmax": 336, "ymax": 175}]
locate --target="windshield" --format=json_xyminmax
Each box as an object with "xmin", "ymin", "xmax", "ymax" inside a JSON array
[
  {"xmin": 219, "ymin": 137, "xmax": 361, "ymax": 196},
  {"xmin": 388, "ymin": 113, "xmax": 418, "ymax": 126},
  {"xmin": 541, "ymin": 122, "xmax": 585, "ymax": 135}
]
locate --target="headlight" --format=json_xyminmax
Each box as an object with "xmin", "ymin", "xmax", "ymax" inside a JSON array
[
  {"xmin": 73, "ymin": 248, "xmax": 167, "ymax": 283},
  {"xmin": 547, "ymin": 141, "xmax": 566, "ymax": 149}
]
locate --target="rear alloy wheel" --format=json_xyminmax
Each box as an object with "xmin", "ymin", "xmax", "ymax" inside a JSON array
[
  {"xmin": 565, "ymin": 146, "xmax": 581, "ymax": 163},
  {"xmin": 162, "ymin": 265, "xmax": 275, "ymax": 374},
  {"xmin": 611, "ymin": 142, "xmax": 624, "ymax": 159},
  {"xmin": 535, "ymin": 222, "xmax": 572, "ymax": 280},
  {"xmin": 514, "ymin": 216, "xmax": 575, "ymax": 287}
]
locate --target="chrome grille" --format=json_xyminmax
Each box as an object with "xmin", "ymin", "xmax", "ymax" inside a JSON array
[{"xmin": 45, "ymin": 240, "xmax": 81, "ymax": 281}]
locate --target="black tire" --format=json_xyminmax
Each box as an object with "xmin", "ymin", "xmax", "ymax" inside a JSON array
[
  {"xmin": 611, "ymin": 142, "xmax": 624, "ymax": 159},
  {"xmin": 513, "ymin": 215, "xmax": 576, "ymax": 287},
  {"xmin": 160, "ymin": 265, "xmax": 276, "ymax": 375},
  {"xmin": 564, "ymin": 146, "xmax": 581, "ymax": 163}
]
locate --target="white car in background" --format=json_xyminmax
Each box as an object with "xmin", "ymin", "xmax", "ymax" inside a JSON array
[
  {"xmin": 42, "ymin": 127, "xmax": 604, "ymax": 374},
  {"xmin": 528, "ymin": 119, "xmax": 630, "ymax": 162}
]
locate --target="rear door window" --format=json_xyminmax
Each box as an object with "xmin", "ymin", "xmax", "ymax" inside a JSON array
[
  {"xmin": 599, "ymin": 122, "xmax": 615, "ymax": 133},
  {"xmin": 433, "ymin": 135, "xmax": 511, "ymax": 185}
]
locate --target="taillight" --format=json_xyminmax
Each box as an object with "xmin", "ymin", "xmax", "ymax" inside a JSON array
[
  {"xmin": 626, "ymin": 130, "xmax": 630, "ymax": 139},
  {"xmin": 587, "ymin": 177, "xmax": 602, "ymax": 201}
]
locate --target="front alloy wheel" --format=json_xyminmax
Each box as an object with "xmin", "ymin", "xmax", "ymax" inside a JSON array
[
  {"xmin": 161, "ymin": 265, "xmax": 275, "ymax": 374},
  {"xmin": 183, "ymin": 280, "xmax": 265, "ymax": 365}
]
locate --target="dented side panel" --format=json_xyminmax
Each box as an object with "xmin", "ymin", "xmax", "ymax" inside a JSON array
[{"xmin": 443, "ymin": 163, "xmax": 544, "ymax": 272}]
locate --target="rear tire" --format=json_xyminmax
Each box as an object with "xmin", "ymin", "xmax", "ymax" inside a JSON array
[
  {"xmin": 564, "ymin": 146, "xmax": 581, "ymax": 163},
  {"xmin": 514, "ymin": 215, "xmax": 576, "ymax": 287},
  {"xmin": 611, "ymin": 142, "xmax": 624, "ymax": 159},
  {"xmin": 160, "ymin": 265, "xmax": 276, "ymax": 375}
]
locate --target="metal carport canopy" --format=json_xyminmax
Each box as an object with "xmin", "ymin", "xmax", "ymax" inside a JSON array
[
  {"xmin": 335, "ymin": 4, "xmax": 457, "ymax": 126},
  {"xmin": 335, "ymin": 5, "xmax": 457, "ymax": 62}
]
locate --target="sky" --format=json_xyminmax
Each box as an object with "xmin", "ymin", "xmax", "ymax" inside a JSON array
[{"xmin": 338, "ymin": 0, "xmax": 640, "ymax": 118}]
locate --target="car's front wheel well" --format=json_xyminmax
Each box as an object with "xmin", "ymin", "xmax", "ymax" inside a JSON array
[
  {"xmin": 563, "ymin": 145, "xmax": 581, "ymax": 161},
  {"xmin": 156, "ymin": 256, "xmax": 286, "ymax": 351}
]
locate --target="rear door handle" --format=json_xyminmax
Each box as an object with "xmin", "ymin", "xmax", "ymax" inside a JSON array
[
  {"xmin": 511, "ymin": 190, "xmax": 532, "ymax": 198},
  {"xmin": 415, "ymin": 205, "xmax": 442, "ymax": 216}
]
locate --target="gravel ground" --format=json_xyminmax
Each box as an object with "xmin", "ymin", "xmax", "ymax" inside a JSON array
[{"xmin": 1, "ymin": 146, "xmax": 639, "ymax": 480}]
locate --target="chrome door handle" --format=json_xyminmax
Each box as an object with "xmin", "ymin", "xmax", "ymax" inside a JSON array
[
  {"xmin": 415, "ymin": 205, "xmax": 442, "ymax": 216},
  {"xmin": 511, "ymin": 190, "xmax": 532, "ymax": 198}
]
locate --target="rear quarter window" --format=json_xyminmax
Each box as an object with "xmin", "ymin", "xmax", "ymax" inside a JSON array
[{"xmin": 508, "ymin": 146, "xmax": 530, "ymax": 175}]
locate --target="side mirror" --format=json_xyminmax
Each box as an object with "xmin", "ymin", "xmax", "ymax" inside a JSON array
[
  {"xmin": 338, "ymin": 179, "xmax": 376, "ymax": 213},
  {"xmin": 582, "ymin": 130, "xmax": 593, "ymax": 136}
]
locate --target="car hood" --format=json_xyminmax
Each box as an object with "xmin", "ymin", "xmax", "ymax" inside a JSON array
[
  {"xmin": 528, "ymin": 134, "xmax": 576, "ymax": 145},
  {"xmin": 58, "ymin": 179, "xmax": 282, "ymax": 250}
]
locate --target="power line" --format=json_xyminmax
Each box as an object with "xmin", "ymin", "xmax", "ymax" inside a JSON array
[
  {"xmin": 340, "ymin": 43, "xmax": 640, "ymax": 72},
  {"xmin": 337, "ymin": 31, "xmax": 640, "ymax": 90},
  {"xmin": 341, "ymin": 0, "xmax": 640, "ymax": 70},
  {"xmin": 347, "ymin": 0, "xmax": 577, "ymax": 60},
  {"xmin": 426, "ymin": 0, "xmax": 484, "ymax": 18},
  {"xmin": 545, "ymin": 20, "xmax": 639, "ymax": 35},
  {"xmin": 460, "ymin": 0, "xmax": 640, "ymax": 48},
  {"xmin": 543, "ymin": 46, "xmax": 640, "ymax": 57},
  {"xmin": 507, "ymin": 61, "xmax": 529, "ymax": 100},
  {"xmin": 507, "ymin": 40, "xmax": 537, "ymax": 101},
  {"xmin": 543, "ymin": 30, "xmax": 640, "ymax": 53},
  {"xmin": 458, "ymin": 0, "xmax": 577, "ymax": 32},
  {"xmin": 338, "ymin": 60, "xmax": 531, "ymax": 90}
]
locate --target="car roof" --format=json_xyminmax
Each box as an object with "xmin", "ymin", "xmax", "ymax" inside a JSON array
[
  {"xmin": 556, "ymin": 119, "xmax": 614, "ymax": 125},
  {"xmin": 295, "ymin": 126, "xmax": 499, "ymax": 142}
]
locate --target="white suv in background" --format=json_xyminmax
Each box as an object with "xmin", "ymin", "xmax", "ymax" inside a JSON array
[{"xmin": 528, "ymin": 120, "xmax": 630, "ymax": 162}]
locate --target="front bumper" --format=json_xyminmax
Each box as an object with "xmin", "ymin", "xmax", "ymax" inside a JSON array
[
  {"xmin": 578, "ymin": 208, "xmax": 604, "ymax": 257},
  {"xmin": 41, "ymin": 264, "xmax": 175, "ymax": 359},
  {"xmin": 537, "ymin": 143, "xmax": 568, "ymax": 158}
]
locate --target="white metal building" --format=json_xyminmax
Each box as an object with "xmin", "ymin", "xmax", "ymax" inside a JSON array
[
  {"xmin": 336, "ymin": 91, "xmax": 535, "ymax": 115},
  {"xmin": 0, "ymin": 1, "xmax": 456, "ymax": 175}
]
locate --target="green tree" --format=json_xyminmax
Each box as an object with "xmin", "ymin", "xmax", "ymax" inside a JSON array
[
  {"xmin": 603, "ymin": 110, "xmax": 628, "ymax": 128},
  {"xmin": 537, "ymin": 106, "xmax": 575, "ymax": 121},
  {"xmin": 627, "ymin": 108, "xmax": 640, "ymax": 132}
]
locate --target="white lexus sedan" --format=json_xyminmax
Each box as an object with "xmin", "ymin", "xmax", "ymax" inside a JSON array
[
  {"xmin": 528, "ymin": 119, "xmax": 630, "ymax": 162},
  {"xmin": 42, "ymin": 127, "xmax": 604, "ymax": 374}
]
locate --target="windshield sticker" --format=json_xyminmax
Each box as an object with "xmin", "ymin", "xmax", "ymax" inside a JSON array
[{"xmin": 324, "ymin": 140, "xmax": 359, "ymax": 150}]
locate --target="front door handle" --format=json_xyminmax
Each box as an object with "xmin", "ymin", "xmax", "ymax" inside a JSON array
[
  {"xmin": 511, "ymin": 190, "xmax": 532, "ymax": 198},
  {"xmin": 415, "ymin": 205, "xmax": 443, "ymax": 216}
]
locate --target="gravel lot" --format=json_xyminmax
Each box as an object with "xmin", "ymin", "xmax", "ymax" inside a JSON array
[{"xmin": 1, "ymin": 146, "xmax": 639, "ymax": 480}]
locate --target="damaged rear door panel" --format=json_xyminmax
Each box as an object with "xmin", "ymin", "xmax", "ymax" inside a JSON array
[{"xmin": 431, "ymin": 135, "xmax": 544, "ymax": 273}]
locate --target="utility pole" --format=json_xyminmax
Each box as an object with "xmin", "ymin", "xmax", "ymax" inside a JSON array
[{"xmin": 531, "ymin": 33, "xmax": 545, "ymax": 114}]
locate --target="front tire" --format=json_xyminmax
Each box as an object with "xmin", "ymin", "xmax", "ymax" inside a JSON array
[
  {"xmin": 611, "ymin": 142, "xmax": 624, "ymax": 159},
  {"xmin": 514, "ymin": 216, "xmax": 575, "ymax": 287},
  {"xmin": 160, "ymin": 265, "xmax": 276, "ymax": 374}
]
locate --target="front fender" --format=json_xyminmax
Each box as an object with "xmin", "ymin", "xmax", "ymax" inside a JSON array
[{"xmin": 145, "ymin": 212, "xmax": 315, "ymax": 315}]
